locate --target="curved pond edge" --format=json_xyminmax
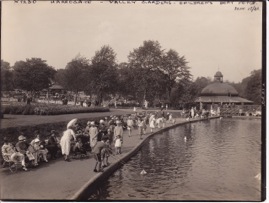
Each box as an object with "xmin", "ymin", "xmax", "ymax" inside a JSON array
[{"xmin": 71, "ymin": 116, "xmax": 219, "ymax": 200}]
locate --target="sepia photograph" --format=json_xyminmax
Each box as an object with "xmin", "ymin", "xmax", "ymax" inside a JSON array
[{"xmin": 0, "ymin": 0, "xmax": 265, "ymax": 201}]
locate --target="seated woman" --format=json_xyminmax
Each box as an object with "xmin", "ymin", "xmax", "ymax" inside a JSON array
[
  {"xmin": 2, "ymin": 138, "xmax": 28, "ymax": 171},
  {"xmin": 46, "ymin": 130, "xmax": 60, "ymax": 159},
  {"xmin": 16, "ymin": 135, "xmax": 35, "ymax": 164},
  {"xmin": 29, "ymin": 138, "xmax": 48, "ymax": 166}
]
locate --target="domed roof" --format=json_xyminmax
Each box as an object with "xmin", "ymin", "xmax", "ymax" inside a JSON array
[
  {"xmin": 214, "ymin": 71, "xmax": 223, "ymax": 77},
  {"xmin": 200, "ymin": 82, "xmax": 239, "ymax": 96}
]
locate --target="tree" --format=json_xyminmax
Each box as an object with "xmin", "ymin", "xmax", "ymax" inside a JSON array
[
  {"xmin": 88, "ymin": 45, "xmax": 119, "ymax": 103},
  {"xmin": 170, "ymin": 80, "xmax": 198, "ymax": 109},
  {"xmin": 13, "ymin": 58, "xmax": 56, "ymax": 92},
  {"xmin": 63, "ymin": 56, "xmax": 90, "ymax": 104},
  {"xmin": 53, "ymin": 69, "xmax": 66, "ymax": 87},
  {"xmin": 193, "ymin": 76, "xmax": 212, "ymax": 95},
  {"xmin": 127, "ymin": 40, "xmax": 165, "ymax": 103},
  {"xmin": 1, "ymin": 60, "xmax": 14, "ymax": 91},
  {"xmin": 161, "ymin": 49, "xmax": 191, "ymax": 102},
  {"xmin": 117, "ymin": 63, "xmax": 136, "ymax": 98},
  {"xmin": 244, "ymin": 69, "xmax": 261, "ymax": 104},
  {"xmin": 91, "ymin": 45, "xmax": 117, "ymax": 67},
  {"xmin": 128, "ymin": 40, "xmax": 163, "ymax": 70}
]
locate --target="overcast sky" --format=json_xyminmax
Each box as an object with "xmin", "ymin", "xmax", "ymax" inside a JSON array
[{"xmin": 2, "ymin": 1, "xmax": 262, "ymax": 82}]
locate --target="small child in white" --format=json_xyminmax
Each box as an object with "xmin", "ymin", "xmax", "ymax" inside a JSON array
[
  {"xmin": 137, "ymin": 118, "xmax": 144, "ymax": 139},
  {"xmin": 149, "ymin": 115, "xmax": 156, "ymax": 132},
  {"xmin": 114, "ymin": 135, "xmax": 122, "ymax": 154}
]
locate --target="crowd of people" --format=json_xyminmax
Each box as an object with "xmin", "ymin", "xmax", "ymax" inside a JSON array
[
  {"xmin": 2, "ymin": 105, "xmax": 220, "ymax": 173},
  {"xmin": 1, "ymin": 110, "xmax": 177, "ymax": 173}
]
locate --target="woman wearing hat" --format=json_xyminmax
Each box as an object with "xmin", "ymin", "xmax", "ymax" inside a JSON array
[
  {"xmin": 15, "ymin": 134, "xmax": 35, "ymax": 163},
  {"xmin": 114, "ymin": 120, "xmax": 123, "ymax": 142},
  {"xmin": 84, "ymin": 121, "xmax": 91, "ymax": 135},
  {"xmin": 2, "ymin": 138, "xmax": 28, "ymax": 171},
  {"xmin": 47, "ymin": 130, "xmax": 60, "ymax": 159},
  {"xmin": 30, "ymin": 138, "xmax": 48, "ymax": 166},
  {"xmin": 88, "ymin": 121, "xmax": 98, "ymax": 150},
  {"xmin": 98, "ymin": 120, "xmax": 107, "ymax": 141},
  {"xmin": 60, "ymin": 119, "xmax": 78, "ymax": 162}
]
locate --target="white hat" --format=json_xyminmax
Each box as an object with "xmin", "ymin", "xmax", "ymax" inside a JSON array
[
  {"xmin": 90, "ymin": 121, "xmax": 95, "ymax": 125},
  {"xmin": 18, "ymin": 135, "xmax": 26, "ymax": 141},
  {"xmin": 67, "ymin": 118, "xmax": 78, "ymax": 129},
  {"xmin": 87, "ymin": 121, "xmax": 91, "ymax": 125},
  {"xmin": 116, "ymin": 120, "xmax": 121, "ymax": 124},
  {"xmin": 100, "ymin": 119, "xmax": 104, "ymax": 123},
  {"xmin": 34, "ymin": 138, "xmax": 40, "ymax": 143}
]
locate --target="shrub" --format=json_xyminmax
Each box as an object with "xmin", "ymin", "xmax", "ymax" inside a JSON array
[{"xmin": 2, "ymin": 102, "xmax": 110, "ymax": 116}]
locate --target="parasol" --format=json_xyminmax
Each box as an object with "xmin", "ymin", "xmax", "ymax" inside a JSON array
[{"xmin": 67, "ymin": 118, "xmax": 78, "ymax": 129}]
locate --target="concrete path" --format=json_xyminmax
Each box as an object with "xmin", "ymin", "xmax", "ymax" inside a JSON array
[{"xmin": 1, "ymin": 117, "xmax": 192, "ymax": 200}]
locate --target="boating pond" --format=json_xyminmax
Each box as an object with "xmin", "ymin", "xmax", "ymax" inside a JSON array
[{"xmin": 88, "ymin": 118, "xmax": 262, "ymax": 201}]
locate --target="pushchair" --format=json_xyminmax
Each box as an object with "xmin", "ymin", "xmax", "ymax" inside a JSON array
[{"xmin": 71, "ymin": 135, "xmax": 91, "ymax": 159}]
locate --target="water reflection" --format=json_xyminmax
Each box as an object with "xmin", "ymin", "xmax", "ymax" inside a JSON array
[{"xmin": 88, "ymin": 118, "xmax": 261, "ymax": 201}]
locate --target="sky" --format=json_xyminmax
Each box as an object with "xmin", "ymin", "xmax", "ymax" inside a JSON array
[{"xmin": 2, "ymin": 1, "xmax": 263, "ymax": 83}]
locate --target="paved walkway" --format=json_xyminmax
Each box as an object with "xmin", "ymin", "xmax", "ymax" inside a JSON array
[{"xmin": 1, "ymin": 117, "xmax": 192, "ymax": 200}]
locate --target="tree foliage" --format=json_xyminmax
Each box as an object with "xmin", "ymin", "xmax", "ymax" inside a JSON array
[
  {"xmin": 88, "ymin": 45, "xmax": 119, "ymax": 102},
  {"xmin": 13, "ymin": 58, "xmax": 56, "ymax": 92},
  {"xmin": 127, "ymin": 40, "xmax": 191, "ymax": 105},
  {"xmin": 1, "ymin": 60, "xmax": 14, "ymax": 91},
  {"xmin": 193, "ymin": 76, "xmax": 212, "ymax": 95},
  {"xmin": 62, "ymin": 56, "xmax": 90, "ymax": 104},
  {"xmin": 128, "ymin": 40, "xmax": 163, "ymax": 70},
  {"xmin": 161, "ymin": 49, "xmax": 191, "ymax": 100},
  {"xmin": 4, "ymin": 42, "xmax": 261, "ymax": 109},
  {"xmin": 244, "ymin": 69, "xmax": 261, "ymax": 104}
]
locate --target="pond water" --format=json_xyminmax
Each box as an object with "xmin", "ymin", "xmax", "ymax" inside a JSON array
[{"xmin": 88, "ymin": 118, "xmax": 262, "ymax": 201}]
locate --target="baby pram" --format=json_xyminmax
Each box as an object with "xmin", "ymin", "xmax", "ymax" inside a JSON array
[{"xmin": 71, "ymin": 134, "xmax": 91, "ymax": 159}]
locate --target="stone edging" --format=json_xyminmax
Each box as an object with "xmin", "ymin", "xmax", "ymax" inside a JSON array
[{"xmin": 71, "ymin": 117, "xmax": 219, "ymax": 200}]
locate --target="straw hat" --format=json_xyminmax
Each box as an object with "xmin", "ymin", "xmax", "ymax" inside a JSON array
[
  {"xmin": 67, "ymin": 118, "xmax": 78, "ymax": 129},
  {"xmin": 99, "ymin": 119, "xmax": 104, "ymax": 124},
  {"xmin": 90, "ymin": 121, "xmax": 95, "ymax": 125},
  {"xmin": 18, "ymin": 135, "xmax": 26, "ymax": 141},
  {"xmin": 116, "ymin": 120, "xmax": 121, "ymax": 124},
  {"xmin": 87, "ymin": 121, "xmax": 91, "ymax": 126}
]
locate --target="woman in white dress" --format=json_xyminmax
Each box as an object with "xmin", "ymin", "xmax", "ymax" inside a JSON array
[
  {"xmin": 60, "ymin": 119, "xmax": 77, "ymax": 162},
  {"xmin": 149, "ymin": 115, "xmax": 156, "ymax": 132},
  {"xmin": 89, "ymin": 121, "xmax": 98, "ymax": 149}
]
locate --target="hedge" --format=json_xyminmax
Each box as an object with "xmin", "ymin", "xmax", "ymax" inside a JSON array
[{"xmin": 2, "ymin": 102, "xmax": 109, "ymax": 115}]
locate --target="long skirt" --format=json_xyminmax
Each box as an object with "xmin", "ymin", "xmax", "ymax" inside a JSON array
[{"xmin": 60, "ymin": 139, "xmax": 71, "ymax": 156}]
